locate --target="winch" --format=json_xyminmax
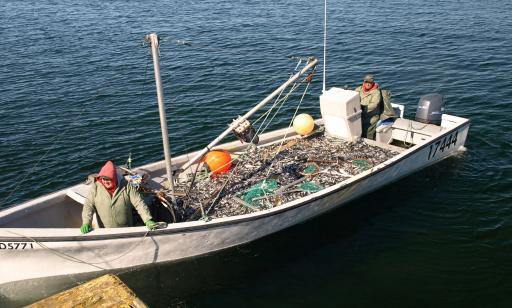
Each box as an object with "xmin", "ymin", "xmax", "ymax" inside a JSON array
[{"xmin": 232, "ymin": 116, "xmax": 259, "ymax": 144}]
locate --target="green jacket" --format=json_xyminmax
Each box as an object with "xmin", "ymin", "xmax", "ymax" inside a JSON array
[
  {"xmin": 355, "ymin": 86, "xmax": 382, "ymax": 126},
  {"xmin": 82, "ymin": 176, "xmax": 152, "ymax": 228},
  {"xmin": 355, "ymin": 86, "xmax": 396, "ymax": 139},
  {"xmin": 356, "ymin": 86, "xmax": 381, "ymax": 139}
]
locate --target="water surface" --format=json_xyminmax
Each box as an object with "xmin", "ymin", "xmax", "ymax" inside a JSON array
[{"xmin": 1, "ymin": 0, "xmax": 511, "ymax": 306}]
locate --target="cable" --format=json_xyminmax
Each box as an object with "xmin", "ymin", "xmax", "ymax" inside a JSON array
[{"xmin": 6, "ymin": 229, "xmax": 152, "ymax": 269}]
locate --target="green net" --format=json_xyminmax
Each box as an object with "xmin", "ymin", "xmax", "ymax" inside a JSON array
[
  {"xmin": 352, "ymin": 159, "xmax": 373, "ymax": 170},
  {"xmin": 299, "ymin": 181, "xmax": 323, "ymax": 193},
  {"xmin": 242, "ymin": 179, "xmax": 279, "ymax": 205},
  {"xmin": 302, "ymin": 164, "xmax": 319, "ymax": 175}
]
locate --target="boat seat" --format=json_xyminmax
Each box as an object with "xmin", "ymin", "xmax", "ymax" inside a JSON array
[
  {"xmin": 66, "ymin": 184, "xmax": 99, "ymax": 228},
  {"xmin": 66, "ymin": 184, "xmax": 90, "ymax": 205},
  {"xmin": 376, "ymin": 118, "xmax": 443, "ymax": 145},
  {"xmin": 390, "ymin": 103, "xmax": 404, "ymax": 118}
]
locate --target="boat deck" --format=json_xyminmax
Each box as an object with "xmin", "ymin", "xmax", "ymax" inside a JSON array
[
  {"xmin": 172, "ymin": 132, "xmax": 401, "ymax": 220},
  {"xmin": 0, "ymin": 113, "xmax": 468, "ymax": 229}
]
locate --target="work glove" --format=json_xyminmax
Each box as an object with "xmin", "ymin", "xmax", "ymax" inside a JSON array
[
  {"xmin": 80, "ymin": 224, "xmax": 92, "ymax": 234},
  {"xmin": 145, "ymin": 220, "xmax": 158, "ymax": 231}
]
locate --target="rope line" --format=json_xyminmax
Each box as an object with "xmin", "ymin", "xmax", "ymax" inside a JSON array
[
  {"xmin": 2, "ymin": 53, "xmax": 151, "ymax": 208},
  {"xmin": 258, "ymin": 82, "xmax": 302, "ymax": 135},
  {"xmin": 175, "ymin": 73, "xmax": 313, "ymax": 216},
  {"xmin": 6, "ymin": 229, "xmax": 152, "ymax": 269},
  {"xmin": 264, "ymin": 81, "xmax": 311, "ymax": 179},
  {"xmin": 189, "ymin": 75, "xmax": 312, "ymax": 184},
  {"xmin": 193, "ymin": 76, "xmax": 313, "ymax": 215}
]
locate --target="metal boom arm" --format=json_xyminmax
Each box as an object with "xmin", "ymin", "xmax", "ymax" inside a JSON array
[{"xmin": 180, "ymin": 57, "xmax": 318, "ymax": 173}]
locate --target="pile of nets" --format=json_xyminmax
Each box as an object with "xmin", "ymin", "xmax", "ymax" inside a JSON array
[{"xmin": 176, "ymin": 133, "xmax": 398, "ymax": 219}]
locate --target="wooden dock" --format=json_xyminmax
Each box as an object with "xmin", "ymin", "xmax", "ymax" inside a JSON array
[{"xmin": 27, "ymin": 274, "xmax": 147, "ymax": 308}]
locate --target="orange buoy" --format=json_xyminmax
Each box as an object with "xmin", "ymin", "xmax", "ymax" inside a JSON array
[{"xmin": 203, "ymin": 150, "xmax": 232, "ymax": 174}]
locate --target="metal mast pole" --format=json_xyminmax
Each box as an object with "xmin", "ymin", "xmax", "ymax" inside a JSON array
[{"xmin": 145, "ymin": 33, "xmax": 176, "ymax": 198}]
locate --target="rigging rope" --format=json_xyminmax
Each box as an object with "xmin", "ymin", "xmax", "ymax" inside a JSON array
[
  {"xmin": 252, "ymin": 81, "xmax": 302, "ymax": 127},
  {"xmin": 186, "ymin": 73, "xmax": 315, "ymax": 216},
  {"xmin": 249, "ymin": 60, "xmax": 310, "ymax": 137},
  {"xmin": 179, "ymin": 57, "xmax": 314, "ymax": 201},
  {"xmin": 187, "ymin": 73, "xmax": 314, "ymax": 184},
  {"xmin": 0, "ymin": 81, "xmax": 112, "ymax": 206},
  {"xmin": 6, "ymin": 229, "xmax": 152, "ymax": 269},
  {"xmin": 1, "ymin": 49, "xmax": 152, "ymax": 208},
  {"xmin": 257, "ymin": 82, "xmax": 303, "ymax": 135},
  {"xmin": 264, "ymin": 81, "xmax": 312, "ymax": 179}
]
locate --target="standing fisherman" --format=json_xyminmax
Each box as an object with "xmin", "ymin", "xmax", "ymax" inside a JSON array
[{"xmin": 80, "ymin": 161, "xmax": 158, "ymax": 234}]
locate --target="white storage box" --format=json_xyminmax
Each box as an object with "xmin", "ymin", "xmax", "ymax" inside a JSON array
[{"xmin": 320, "ymin": 87, "xmax": 362, "ymax": 141}]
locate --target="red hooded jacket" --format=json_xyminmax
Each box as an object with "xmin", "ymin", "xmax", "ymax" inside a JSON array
[{"xmin": 97, "ymin": 161, "xmax": 118, "ymax": 196}]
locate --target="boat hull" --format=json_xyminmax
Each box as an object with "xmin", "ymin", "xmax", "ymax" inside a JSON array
[{"xmin": 0, "ymin": 120, "xmax": 469, "ymax": 302}]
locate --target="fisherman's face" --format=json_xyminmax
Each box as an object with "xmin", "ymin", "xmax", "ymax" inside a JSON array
[
  {"xmin": 102, "ymin": 177, "xmax": 114, "ymax": 189},
  {"xmin": 363, "ymin": 81, "xmax": 374, "ymax": 91}
]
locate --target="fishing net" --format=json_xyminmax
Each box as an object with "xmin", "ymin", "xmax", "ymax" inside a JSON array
[
  {"xmin": 299, "ymin": 163, "xmax": 320, "ymax": 176},
  {"xmin": 303, "ymin": 164, "xmax": 319, "ymax": 175},
  {"xmin": 242, "ymin": 179, "xmax": 279, "ymax": 205},
  {"xmin": 180, "ymin": 135, "xmax": 398, "ymax": 219},
  {"xmin": 352, "ymin": 159, "xmax": 373, "ymax": 171},
  {"xmin": 298, "ymin": 181, "xmax": 323, "ymax": 193}
]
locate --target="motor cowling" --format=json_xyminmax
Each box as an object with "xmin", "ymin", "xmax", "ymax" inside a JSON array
[{"xmin": 415, "ymin": 93, "xmax": 444, "ymax": 125}]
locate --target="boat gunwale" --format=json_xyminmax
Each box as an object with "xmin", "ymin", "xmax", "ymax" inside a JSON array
[{"xmin": 0, "ymin": 117, "xmax": 470, "ymax": 242}]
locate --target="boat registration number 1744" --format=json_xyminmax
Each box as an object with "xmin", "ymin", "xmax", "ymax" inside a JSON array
[
  {"xmin": 427, "ymin": 130, "xmax": 458, "ymax": 160},
  {"xmin": 0, "ymin": 242, "xmax": 34, "ymax": 250}
]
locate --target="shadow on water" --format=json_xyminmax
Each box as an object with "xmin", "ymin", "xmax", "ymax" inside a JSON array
[{"xmin": 118, "ymin": 156, "xmax": 467, "ymax": 307}]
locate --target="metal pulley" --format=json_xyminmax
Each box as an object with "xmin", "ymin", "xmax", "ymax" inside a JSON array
[{"xmin": 232, "ymin": 116, "xmax": 259, "ymax": 144}]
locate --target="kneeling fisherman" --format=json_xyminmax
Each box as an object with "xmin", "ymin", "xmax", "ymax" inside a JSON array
[{"xmin": 80, "ymin": 161, "xmax": 157, "ymax": 234}]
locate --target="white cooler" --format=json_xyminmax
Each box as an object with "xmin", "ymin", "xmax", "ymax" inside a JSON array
[{"xmin": 320, "ymin": 87, "xmax": 362, "ymax": 141}]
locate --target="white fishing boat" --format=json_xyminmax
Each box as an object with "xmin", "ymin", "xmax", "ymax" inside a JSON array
[{"xmin": 0, "ymin": 33, "xmax": 469, "ymax": 302}]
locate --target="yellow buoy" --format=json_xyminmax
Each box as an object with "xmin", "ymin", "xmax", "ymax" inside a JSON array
[{"xmin": 293, "ymin": 113, "xmax": 315, "ymax": 136}]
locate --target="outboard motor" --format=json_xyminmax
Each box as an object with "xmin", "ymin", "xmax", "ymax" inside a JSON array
[{"xmin": 415, "ymin": 93, "xmax": 444, "ymax": 125}]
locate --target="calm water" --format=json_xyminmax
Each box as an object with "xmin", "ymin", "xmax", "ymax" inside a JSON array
[{"xmin": 1, "ymin": 0, "xmax": 512, "ymax": 306}]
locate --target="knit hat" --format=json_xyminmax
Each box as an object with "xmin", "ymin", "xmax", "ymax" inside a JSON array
[{"xmin": 363, "ymin": 74, "xmax": 375, "ymax": 83}]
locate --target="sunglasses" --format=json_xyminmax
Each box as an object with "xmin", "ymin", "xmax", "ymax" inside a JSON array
[{"xmin": 99, "ymin": 177, "xmax": 112, "ymax": 182}]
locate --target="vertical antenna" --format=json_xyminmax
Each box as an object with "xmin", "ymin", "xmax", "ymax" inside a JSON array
[{"xmin": 323, "ymin": 0, "xmax": 327, "ymax": 92}]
